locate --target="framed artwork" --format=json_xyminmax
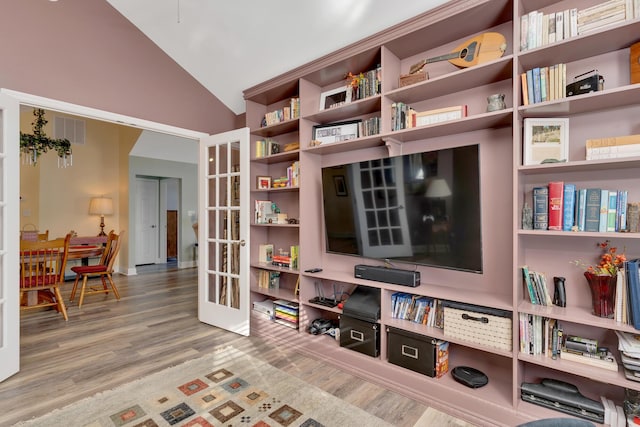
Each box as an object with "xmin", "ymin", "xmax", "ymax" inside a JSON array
[
  {"xmin": 257, "ymin": 176, "xmax": 271, "ymax": 189},
  {"xmin": 319, "ymin": 86, "xmax": 351, "ymax": 110},
  {"xmin": 312, "ymin": 120, "xmax": 361, "ymax": 145},
  {"xmin": 334, "ymin": 175, "xmax": 347, "ymax": 196},
  {"xmin": 523, "ymin": 118, "xmax": 570, "ymax": 165}
]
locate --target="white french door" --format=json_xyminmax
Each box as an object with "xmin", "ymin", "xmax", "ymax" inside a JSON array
[
  {"xmin": 0, "ymin": 93, "xmax": 20, "ymax": 381},
  {"xmin": 197, "ymin": 128, "xmax": 250, "ymax": 335}
]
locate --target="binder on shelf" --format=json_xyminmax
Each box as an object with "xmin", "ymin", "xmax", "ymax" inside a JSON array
[{"xmin": 627, "ymin": 259, "xmax": 640, "ymax": 330}]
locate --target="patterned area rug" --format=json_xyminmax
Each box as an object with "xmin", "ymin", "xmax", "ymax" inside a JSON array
[{"xmin": 16, "ymin": 346, "xmax": 393, "ymax": 427}]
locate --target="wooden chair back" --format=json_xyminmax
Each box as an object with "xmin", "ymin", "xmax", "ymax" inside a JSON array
[
  {"xmin": 20, "ymin": 234, "xmax": 72, "ymax": 320},
  {"xmin": 21, "ymin": 229, "xmax": 49, "ymax": 242},
  {"xmin": 20, "ymin": 234, "xmax": 71, "ymax": 288},
  {"xmin": 101, "ymin": 230, "xmax": 124, "ymax": 272}
]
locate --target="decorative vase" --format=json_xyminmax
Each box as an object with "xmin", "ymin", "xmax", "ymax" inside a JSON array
[
  {"xmin": 486, "ymin": 93, "xmax": 506, "ymax": 112},
  {"xmin": 584, "ymin": 272, "xmax": 616, "ymax": 318}
]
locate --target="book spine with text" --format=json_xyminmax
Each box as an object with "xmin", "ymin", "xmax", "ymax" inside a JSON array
[
  {"xmin": 584, "ymin": 188, "xmax": 602, "ymax": 232},
  {"xmin": 533, "ymin": 186, "xmax": 549, "ymax": 230},
  {"xmin": 562, "ymin": 183, "xmax": 576, "ymax": 231},
  {"xmin": 548, "ymin": 181, "xmax": 564, "ymax": 230}
]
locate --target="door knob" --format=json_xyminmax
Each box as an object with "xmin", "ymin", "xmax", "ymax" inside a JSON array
[{"xmin": 240, "ymin": 239, "xmax": 246, "ymax": 246}]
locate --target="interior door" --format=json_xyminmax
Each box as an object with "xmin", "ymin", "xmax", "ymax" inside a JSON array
[
  {"xmin": 135, "ymin": 177, "xmax": 159, "ymax": 265},
  {"xmin": 197, "ymin": 128, "xmax": 249, "ymax": 335},
  {"xmin": 0, "ymin": 93, "xmax": 20, "ymax": 381}
]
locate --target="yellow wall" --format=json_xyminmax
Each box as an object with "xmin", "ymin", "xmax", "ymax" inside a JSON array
[{"xmin": 19, "ymin": 109, "xmax": 141, "ymax": 244}]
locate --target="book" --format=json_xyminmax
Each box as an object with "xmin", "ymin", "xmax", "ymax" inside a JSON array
[
  {"xmin": 532, "ymin": 67, "xmax": 542, "ymax": 103},
  {"xmin": 521, "ymin": 73, "xmax": 529, "ymax": 105},
  {"xmin": 533, "ymin": 186, "xmax": 548, "ymax": 230},
  {"xmin": 584, "ymin": 188, "xmax": 601, "ymax": 232},
  {"xmin": 540, "ymin": 66, "xmax": 548, "ymax": 102},
  {"xmin": 526, "ymin": 69, "xmax": 534, "ymax": 105},
  {"xmin": 520, "ymin": 13, "xmax": 529, "ymax": 51},
  {"xmin": 413, "ymin": 105, "xmax": 467, "ymax": 127},
  {"xmin": 599, "ymin": 189, "xmax": 609, "ymax": 233},
  {"xmin": 577, "ymin": 188, "xmax": 587, "ymax": 231},
  {"xmin": 627, "ymin": 259, "xmax": 640, "ymax": 330},
  {"xmin": 562, "ymin": 183, "xmax": 576, "ymax": 231},
  {"xmin": 555, "ymin": 10, "xmax": 564, "ymax": 41},
  {"xmin": 522, "ymin": 265, "xmax": 538, "ymax": 304},
  {"xmin": 560, "ymin": 349, "xmax": 619, "ymax": 371},
  {"xmin": 607, "ymin": 190, "xmax": 618, "ymax": 232},
  {"xmin": 628, "ymin": 202, "xmax": 640, "ymax": 232},
  {"xmin": 617, "ymin": 190, "xmax": 628, "ymax": 231},
  {"xmin": 547, "ymin": 181, "xmax": 564, "ymax": 230},
  {"xmin": 258, "ymin": 244, "xmax": 274, "ymax": 263},
  {"xmin": 547, "ymin": 12, "xmax": 556, "ymax": 44}
]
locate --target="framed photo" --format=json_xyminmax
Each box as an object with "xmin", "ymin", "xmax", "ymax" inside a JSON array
[
  {"xmin": 257, "ymin": 176, "xmax": 271, "ymax": 189},
  {"xmin": 312, "ymin": 120, "xmax": 361, "ymax": 145},
  {"xmin": 319, "ymin": 86, "xmax": 351, "ymax": 110},
  {"xmin": 523, "ymin": 118, "xmax": 569, "ymax": 165},
  {"xmin": 334, "ymin": 175, "xmax": 347, "ymax": 196}
]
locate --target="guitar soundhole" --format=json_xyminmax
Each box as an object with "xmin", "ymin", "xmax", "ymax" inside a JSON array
[{"xmin": 460, "ymin": 48, "xmax": 467, "ymax": 59}]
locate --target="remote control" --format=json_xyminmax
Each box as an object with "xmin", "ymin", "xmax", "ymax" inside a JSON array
[{"xmin": 305, "ymin": 268, "xmax": 323, "ymax": 273}]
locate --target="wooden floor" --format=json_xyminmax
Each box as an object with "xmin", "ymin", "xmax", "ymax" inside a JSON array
[{"xmin": 0, "ymin": 265, "xmax": 475, "ymax": 426}]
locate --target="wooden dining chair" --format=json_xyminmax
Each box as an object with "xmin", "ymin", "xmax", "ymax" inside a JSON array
[
  {"xmin": 19, "ymin": 233, "xmax": 72, "ymax": 320},
  {"xmin": 69, "ymin": 230, "xmax": 124, "ymax": 308}
]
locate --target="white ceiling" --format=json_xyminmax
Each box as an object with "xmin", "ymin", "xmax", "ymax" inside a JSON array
[{"xmin": 105, "ymin": 0, "xmax": 450, "ymax": 115}]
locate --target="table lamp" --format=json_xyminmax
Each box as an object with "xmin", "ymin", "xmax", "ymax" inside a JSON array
[{"xmin": 89, "ymin": 196, "xmax": 113, "ymax": 236}]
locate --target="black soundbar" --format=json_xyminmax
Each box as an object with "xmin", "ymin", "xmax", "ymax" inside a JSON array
[{"xmin": 354, "ymin": 264, "xmax": 420, "ymax": 287}]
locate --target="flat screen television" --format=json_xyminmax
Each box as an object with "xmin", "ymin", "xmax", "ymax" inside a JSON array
[{"xmin": 321, "ymin": 144, "xmax": 482, "ymax": 273}]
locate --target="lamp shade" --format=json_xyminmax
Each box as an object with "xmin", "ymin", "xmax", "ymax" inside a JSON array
[
  {"xmin": 89, "ymin": 197, "xmax": 114, "ymax": 216},
  {"xmin": 425, "ymin": 178, "xmax": 452, "ymax": 198}
]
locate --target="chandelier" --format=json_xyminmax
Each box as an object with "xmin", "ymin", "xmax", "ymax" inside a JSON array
[{"xmin": 20, "ymin": 108, "xmax": 72, "ymax": 168}]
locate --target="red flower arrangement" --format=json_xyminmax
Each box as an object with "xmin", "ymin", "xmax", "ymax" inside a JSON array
[{"xmin": 574, "ymin": 240, "xmax": 626, "ymax": 276}]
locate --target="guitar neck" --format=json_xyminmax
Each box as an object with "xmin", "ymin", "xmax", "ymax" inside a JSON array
[{"xmin": 411, "ymin": 52, "xmax": 459, "ymax": 74}]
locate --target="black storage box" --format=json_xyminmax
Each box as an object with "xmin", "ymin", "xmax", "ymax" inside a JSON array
[
  {"xmin": 340, "ymin": 286, "xmax": 381, "ymax": 357},
  {"xmin": 387, "ymin": 327, "xmax": 449, "ymax": 377},
  {"xmin": 339, "ymin": 315, "xmax": 380, "ymax": 357},
  {"xmin": 342, "ymin": 285, "xmax": 380, "ymax": 322}
]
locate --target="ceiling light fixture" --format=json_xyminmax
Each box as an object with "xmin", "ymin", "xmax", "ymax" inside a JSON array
[{"xmin": 20, "ymin": 108, "xmax": 72, "ymax": 168}]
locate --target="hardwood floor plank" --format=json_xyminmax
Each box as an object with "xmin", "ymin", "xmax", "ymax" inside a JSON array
[{"xmin": 0, "ymin": 266, "xmax": 476, "ymax": 427}]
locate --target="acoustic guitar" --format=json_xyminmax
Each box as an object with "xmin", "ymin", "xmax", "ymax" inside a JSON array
[{"xmin": 409, "ymin": 32, "xmax": 507, "ymax": 74}]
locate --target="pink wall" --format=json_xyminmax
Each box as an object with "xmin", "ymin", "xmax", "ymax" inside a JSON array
[{"xmin": 0, "ymin": 0, "xmax": 237, "ymax": 135}]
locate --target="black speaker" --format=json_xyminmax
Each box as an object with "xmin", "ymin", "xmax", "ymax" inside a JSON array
[{"xmin": 354, "ymin": 264, "xmax": 420, "ymax": 287}]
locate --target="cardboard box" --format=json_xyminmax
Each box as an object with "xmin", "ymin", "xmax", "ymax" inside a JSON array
[{"xmin": 399, "ymin": 71, "xmax": 428, "ymax": 88}]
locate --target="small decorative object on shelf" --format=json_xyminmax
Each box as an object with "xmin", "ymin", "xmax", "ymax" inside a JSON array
[
  {"xmin": 486, "ymin": 93, "xmax": 506, "ymax": 112},
  {"xmin": 521, "ymin": 202, "xmax": 533, "ymax": 230},
  {"xmin": 573, "ymin": 240, "xmax": 626, "ymax": 318}
]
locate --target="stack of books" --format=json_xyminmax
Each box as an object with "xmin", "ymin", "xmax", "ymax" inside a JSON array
[
  {"xmin": 560, "ymin": 335, "xmax": 618, "ymax": 372},
  {"xmin": 520, "ymin": 8, "xmax": 578, "ymax": 52},
  {"xmin": 521, "ymin": 266, "xmax": 553, "ymax": 306},
  {"xmin": 577, "ymin": 0, "xmax": 631, "ymax": 35},
  {"xmin": 616, "ymin": 331, "xmax": 640, "ymax": 382},
  {"xmin": 390, "ymin": 292, "xmax": 442, "ymax": 327},
  {"xmin": 273, "ymin": 299, "xmax": 299, "ymax": 329},
  {"xmin": 390, "ymin": 104, "xmax": 467, "ymax": 131},
  {"xmin": 261, "ymin": 97, "xmax": 299, "ymax": 127},
  {"xmin": 255, "ymin": 138, "xmax": 280, "ymax": 158},
  {"xmin": 585, "ymin": 134, "xmax": 640, "ymax": 160}
]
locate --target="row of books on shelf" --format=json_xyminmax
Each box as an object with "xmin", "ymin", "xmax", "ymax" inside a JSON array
[
  {"xmin": 257, "ymin": 269, "xmax": 280, "ymax": 290},
  {"xmin": 255, "ymin": 138, "xmax": 280, "ymax": 158},
  {"xmin": 525, "ymin": 258, "xmax": 640, "ymax": 328},
  {"xmin": 520, "ymin": 316, "xmax": 620, "ymax": 371},
  {"xmin": 390, "ymin": 103, "xmax": 467, "ymax": 131},
  {"xmin": 260, "ymin": 97, "xmax": 300, "ymax": 128},
  {"xmin": 521, "ymin": 266, "xmax": 554, "ymax": 306},
  {"xmin": 258, "ymin": 243, "xmax": 299, "ymax": 270},
  {"xmin": 520, "ymin": 0, "xmax": 638, "ymax": 52},
  {"xmin": 531, "ymin": 182, "xmax": 640, "ymax": 233},
  {"xmin": 359, "ymin": 116, "xmax": 380, "ymax": 137},
  {"xmin": 521, "ymin": 63, "xmax": 566, "ymax": 105},
  {"xmin": 390, "ymin": 292, "xmax": 444, "ymax": 328},
  {"xmin": 586, "ymin": 133, "xmax": 640, "ymax": 160},
  {"xmin": 616, "ymin": 330, "xmax": 640, "ymax": 383},
  {"xmin": 346, "ymin": 66, "xmax": 382, "ymax": 101}
]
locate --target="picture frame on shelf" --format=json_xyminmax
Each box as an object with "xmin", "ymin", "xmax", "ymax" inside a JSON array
[
  {"xmin": 257, "ymin": 176, "xmax": 271, "ymax": 189},
  {"xmin": 523, "ymin": 118, "xmax": 570, "ymax": 165},
  {"xmin": 319, "ymin": 86, "xmax": 351, "ymax": 110},
  {"xmin": 334, "ymin": 175, "xmax": 347, "ymax": 197},
  {"xmin": 312, "ymin": 120, "xmax": 361, "ymax": 145}
]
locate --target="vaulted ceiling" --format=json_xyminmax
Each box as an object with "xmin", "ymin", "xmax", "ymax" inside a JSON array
[{"xmin": 105, "ymin": 1, "xmax": 450, "ymax": 115}]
